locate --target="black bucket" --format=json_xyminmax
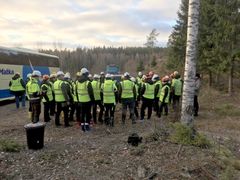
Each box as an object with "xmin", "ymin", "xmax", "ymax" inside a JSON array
[{"xmin": 24, "ymin": 122, "xmax": 46, "ymax": 150}]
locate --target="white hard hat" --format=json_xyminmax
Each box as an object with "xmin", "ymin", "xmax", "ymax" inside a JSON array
[
  {"xmin": 138, "ymin": 72, "xmax": 143, "ymax": 76},
  {"xmin": 152, "ymin": 74, "xmax": 159, "ymax": 81},
  {"xmin": 93, "ymin": 74, "xmax": 100, "ymax": 79},
  {"xmin": 105, "ymin": 73, "xmax": 111, "ymax": 78},
  {"xmin": 27, "ymin": 73, "xmax": 32, "ymax": 78},
  {"xmin": 50, "ymin": 73, "xmax": 56, "ymax": 78},
  {"xmin": 56, "ymin": 71, "xmax": 64, "ymax": 77},
  {"xmin": 64, "ymin": 72, "xmax": 71, "ymax": 79},
  {"xmin": 130, "ymin": 77, "xmax": 136, "ymax": 82},
  {"xmin": 124, "ymin": 72, "xmax": 130, "ymax": 77},
  {"xmin": 100, "ymin": 72, "xmax": 105, "ymax": 75},
  {"xmin": 88, "ymin": 74, "xmax": 92, "ymax": 78},
  {"xmin": 80, "ymin": 68, "xmax": 89, "ymax": 74},
  {"xmin": 32, "ymin": 70, "xmax": 41, "ymax": 77}
]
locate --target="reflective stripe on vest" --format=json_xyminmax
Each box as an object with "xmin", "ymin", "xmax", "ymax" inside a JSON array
[
  {"xmin": 10, "ymin": 78, "xmax": 25, "ymax": 91},
  {"xmin": 91, "ymin": 80, "xmax": 101, "ymax": 101},
  {"xmin": 54, "ymin": 80, "xmax": 65, "ymax": 102},
  {"xmin": 41, "ymin": 83, "xmax": 53, "ymax": 102},
  {"xmin": 102, "ymin": 80, "xmax": 116, "ymax": 104},
  {"xmin": 121, "ymin": 80, "xmax": 134, "ymax": 99},
  {"xmin": 76, "ymin": 81, "xmax": 91, "ymax": 103},
  {"xmin": 143, "ymin": 83, "xmax": 155, "ymax": 99},
  {"xmin": 160, "ymin": 85, "xmax": 170, "ymax": 103}
]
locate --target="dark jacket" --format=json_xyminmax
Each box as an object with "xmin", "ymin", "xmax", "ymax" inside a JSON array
[{"xmin": 41, "ymin": 80, "xmax": 52, "ymax": 102}]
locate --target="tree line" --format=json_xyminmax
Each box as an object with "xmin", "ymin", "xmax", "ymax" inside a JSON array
[
  {"xmin": 40, "ymin": 47, "xmax": 167, "ymax": 76},
  {"xmin": 167, "ymin": 0, "xmax": 240, "ymax": 94}
]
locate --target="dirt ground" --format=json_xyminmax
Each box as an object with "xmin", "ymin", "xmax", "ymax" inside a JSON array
[{"xmin": 1, "ymin": 88, "xmax": 240, "ymax": 179}]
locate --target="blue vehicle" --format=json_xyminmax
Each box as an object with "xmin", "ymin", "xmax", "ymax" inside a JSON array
[{"xmin": 0, "ymin": 46, "xmax": 59, "ymax": 101}]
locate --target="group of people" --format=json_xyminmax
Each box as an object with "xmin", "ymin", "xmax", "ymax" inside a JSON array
[{"xmin": 9, "ymin": 68, "xmax": 201, "ymax": 132}]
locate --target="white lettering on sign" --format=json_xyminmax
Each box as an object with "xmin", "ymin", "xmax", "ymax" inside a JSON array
[{"xmin": 0, "ymin": 69, "xmax": 14, "ymax": 75}]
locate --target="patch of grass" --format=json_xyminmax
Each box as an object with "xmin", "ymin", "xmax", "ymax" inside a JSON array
[
  {"xmin": 40, "ymin": 152, "xmax": 59, "ymax": 161},
  {"xmin": 169, "ymin": 123, "xmax": 210, "ymax": 148},
  {"xmin": 219, "ymin": 165, "xmax": 235, "ymax": 180},
  {"xmin": 0, "ymin": 139, "xmax": 23, "ymax": 152},
  {"xmin": 215, "ymin": 104, "xmax": 240, "ymax": 116},
  {"xmin": 145, "ymin": 128, "xmax": 169, "ymax": 143},
  {"xmin": 130, "ymin": 144, "xmax": 146, "ymax": 156}
]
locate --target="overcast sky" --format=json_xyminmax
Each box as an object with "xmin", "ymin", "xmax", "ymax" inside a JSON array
[{"xmin": 0, "ymin": 0, "xmax": 181, "ymax": 49}]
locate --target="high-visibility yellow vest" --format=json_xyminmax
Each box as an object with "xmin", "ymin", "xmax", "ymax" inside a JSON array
[
  {"xmin": 10, "ymin": 78, "xmax": 25, "ymax": 91},
  {"xmin": 54, "ymin": 79, "xmax": 65, "ymax": 102},
  {"xmin": 156, "ymin": 80, "xmax": 162, "ymax": 98},
  {"xmin": 72, "ymin": 81, "xmax": 78, "ymax": 102},
  {"xmin": 160, "ymin": 85, "xmax": 170, "ymax": 103},
  {"xmin": 102, "ymin": 80, "xmax": 116, "ymax": 104},
  {"xmin": 26, "ymin": 78, "xmax": 40, "ymax": 100},
  {"xmin": 76, "ymin": 81, "xmax": 91, "ymax": 103},
  {"xmin": 121, "ymin": 80, "xmax": 134, "ymax": 99},
  {"xmin": 135, "ymin": 84, "xmax": 139, "ymax": 100},
  {"xmin": 91, "ymin": 80, "xmax": 101, "ymax": 101},
  {"xmin": 143, "ymin": 83, "xmax": 155, "ymax": 99},
  {"xmin": 172, "ymin": 79, "xmax": 182, "ymax": 96},
  {"xmin": 41, "ymin": 83, "xmax": 53, "ymax": 102},
  {"xmin": 136, "ymin": 77, "xmax": 142, "ymax": 85}
]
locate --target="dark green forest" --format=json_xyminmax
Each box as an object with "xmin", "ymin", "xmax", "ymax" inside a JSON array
[{"xmin": 167, "ymin": 0, "xmax": 240, "ymax": 94}]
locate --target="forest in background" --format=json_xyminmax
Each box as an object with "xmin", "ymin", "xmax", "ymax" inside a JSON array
[
  {"xmin": 40, "ymin": 47, "xmax": 167, "ymax": 77},
  {"xmin": 167, "ymin": 0, "xmax": 240, "ymax": 94}
]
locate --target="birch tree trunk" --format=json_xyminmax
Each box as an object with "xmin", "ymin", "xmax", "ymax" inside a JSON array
[{"xmin": 181, "ymin": 0, "xmax": 200, "ymax": 126}]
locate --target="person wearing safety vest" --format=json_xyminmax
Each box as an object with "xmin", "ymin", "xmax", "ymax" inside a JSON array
[
  {"xmin": 152, "ymin": 74, "xmax": 162, "ymax": 116},
  {"xmin": 64, "ymin": 72, "xmax": 75, "ymax": 122},
  {"xmin": 130, "ymin": 77, "xmax": 139, "ymax": 119},
  {"xmin": 140, "ymin": 75, "xmax": 155, "ymax": 120},
  {"xmin": 158, "ymin": 76, "xmax": 171, "ymax": 118},
  {"xmin": 49, "ymin": 73, "xmax": 57, "ymax": 116},
  {"xmin": 76, "ymin": 68, "xmax": 94, "ymax": 131},
  {"xmin": 91, "ymin": 74, "xmax": 104, "ymax": 124},
  {"xmin": 171, "ymin": 72, "xmax": 183, "ymax": 111},
  {"xmin": 26, "ymin": 70, "xmax": 42, "ymax": 123},
  {"xmin": 73, "ymin": 72, "xmax": 81, "ymax": 126},
  {"xmin": 101, "ymin": 73, "xmax": 118, "ymax": 127},
  {"xmin": 54, "ymin": 71, "xmax": 72, "ymax": 127},
  {"xmin": 119, "ymin": 72, "xmax": 137, "ymax": 124},
  {"xmin": 41, "ymin": 75, "xmax": 53, "ymax": 122},
  {"xmin": 9, "ymin": 72, "xmax": 26, "ymax": 109}
]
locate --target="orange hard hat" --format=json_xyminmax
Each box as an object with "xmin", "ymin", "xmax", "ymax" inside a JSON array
[{"xmin": 43, "ymin": 75, "xmax": 49, "ymax": 80}]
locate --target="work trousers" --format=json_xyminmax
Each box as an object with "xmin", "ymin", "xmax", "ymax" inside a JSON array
[
  {"xmin": 50, "ymin": 100, "xmax": 56, "ymax": 116},
  {"xmin": 159, "ymin": 102, "xmax": 168, "ymax": 118},
  {"xmin": 43, "ymin": 101, "xmax": 51, "ymax": 122},
  {"xmin": 15, "ymin": 94, "xmax": 26, "ymax": 108},
  {"xmin": 122, "ymin": 98, "xmax": 135, "ymax": 123},
  {"xmin": 140, "ymin": 97, "xmax": 154, "ymax": 120},
  {"xmin": 79, "ymin": 102, "xmax": 92, "ymax": 127},
  {"xmin": 104, "ymin": 103, "xmax": 115, "ymax": 126},
  {"xmin": 194, "ymin": 95, "xmax": 199, "ymax": 116},
  {"xmin": 30, "ymin": 100, "xmax": 41, "ymax": 123},
  {"xmin": 92, "ymin": 100, "xmax": 104, "ymax": 124},
  {"xmin": 172, "ymin": 95, "xmax": 181, "ymax": 111},
  {"xmin": 55, "ymin": 102, "xmax": 69, "ymax": 126}
]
